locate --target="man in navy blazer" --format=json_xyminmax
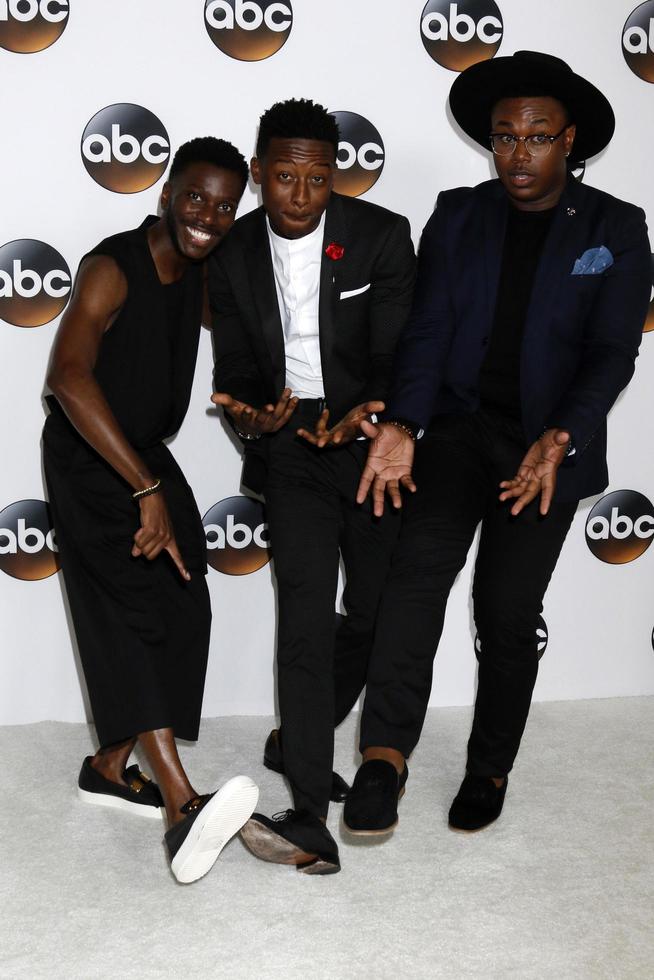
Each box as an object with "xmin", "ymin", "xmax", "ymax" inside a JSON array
[
  {"xmin": 209, "ymin": 99, "xmax": 415, "ymax": 872},
  {"xmin": 343, "ymin": 52, "xmax": 651, "ymax": 836}
]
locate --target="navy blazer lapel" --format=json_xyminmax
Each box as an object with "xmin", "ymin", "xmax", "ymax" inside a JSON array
[
  {"xmin": 246, "ymin": 208, "xmax": 285, "ymax": 389},
  {"xmin": 482, "ymin": 184, "xmax": 508, "ymax": 328},
  {"xmin": 319, "ymin": 195, "xmax": 346, "ymax": 378}
]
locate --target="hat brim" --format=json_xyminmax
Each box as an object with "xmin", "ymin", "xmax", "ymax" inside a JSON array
[{"xmin": 448, "ymin": 52, "xmax": 615, "ymax": 164}]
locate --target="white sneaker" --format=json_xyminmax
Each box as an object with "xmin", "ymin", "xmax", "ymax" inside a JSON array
[{"xmin": 165, "ymin": 776, "xmax": 259, "ymax": 884}]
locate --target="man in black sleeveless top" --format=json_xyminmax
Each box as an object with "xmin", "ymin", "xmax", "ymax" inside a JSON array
[
  {"xmin": 350, "ymin": 53, "xmax": 650, "ymax": 835},
  {"xmin": 43, "ymin": 138, "xmax": 259, "ymax": 883}
]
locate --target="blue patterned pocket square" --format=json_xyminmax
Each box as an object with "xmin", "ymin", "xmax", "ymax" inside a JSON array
[{"xmin": 571, "ymin": 245, "xmax": 614, "ymax": 276}]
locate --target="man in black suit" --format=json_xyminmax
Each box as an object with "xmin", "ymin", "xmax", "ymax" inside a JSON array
[
  {"xmin": 209, "ymin": 99, "xmax": 415, "ymax": 873},
  {"xmin": 346, "ymin": 52, "xmax": 651, "ymax": 836}
]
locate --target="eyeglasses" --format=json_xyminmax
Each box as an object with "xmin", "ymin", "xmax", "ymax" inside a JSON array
[{"xmin": 489, "ymin": 124, "xmax": 570, "ymax": 157}]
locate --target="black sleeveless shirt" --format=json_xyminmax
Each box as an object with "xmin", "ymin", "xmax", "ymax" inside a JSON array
[
  {"xmin": 44, "ymin": 216, "xmax": 208, "ymax": 571},
  {"xmin": 46, "ymin": 215, "xmax": 203, "ymax": 449}
]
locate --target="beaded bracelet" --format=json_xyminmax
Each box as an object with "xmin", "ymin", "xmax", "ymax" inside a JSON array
[
  {"xmin": 132, "ymin": 478, "xmax": 161, "ymax": 501},
  {"xmin": 386, "ymin": 420, "xmax": 417, "ymax": 441}
]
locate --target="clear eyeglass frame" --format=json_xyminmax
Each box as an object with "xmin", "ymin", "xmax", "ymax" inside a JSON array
[{"xmin": 489, "ymin": 124, "xmax": 570, "ymax": 157}]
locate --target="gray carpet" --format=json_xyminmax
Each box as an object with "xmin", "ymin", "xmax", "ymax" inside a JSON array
[{"xmin": 1, "ymin": 699, "xmax": 653, "ymax": 980}]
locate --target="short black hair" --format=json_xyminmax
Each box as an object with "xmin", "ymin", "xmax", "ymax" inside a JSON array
[
  {"xmin": 256, "ymin": 99, "xmax": 340, "ymax": 159},
  {"xmin": 169, "ymin": 137, "xmax": 249, "ymax": 191}
]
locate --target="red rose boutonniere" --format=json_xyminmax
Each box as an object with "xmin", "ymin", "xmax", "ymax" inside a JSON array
[{"xmin": 325, "ymin": 242, "xmax": 344, "ymax": 261}]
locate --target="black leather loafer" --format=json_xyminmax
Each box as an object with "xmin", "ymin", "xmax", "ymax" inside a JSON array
[
  {"xmin": 343, "ymin": 759, "xmax": 408, "ymax": 835},
  {"xmin": 263, "ymin": 729, "xmax": 350, "ymax": 803},
  {"xmin": 241, "ymin": 808, "xmax": 340, "ymax": 875},
  {"xmin": 77, "ymin": 757, "xmax": 164, "ymax": 820},
  {"xmin": 448, "ymin": 773, "xmax": 508, "ymax": 832}
]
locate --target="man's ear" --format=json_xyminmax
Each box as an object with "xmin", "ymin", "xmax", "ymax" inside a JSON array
[
  {"xmin": 160, "ymin": 180, "xmax": 171, "ymax": 212},
  {"xmin": 250, "ymin": 156, "xmax": 262, "ymax": 186},
  {"xmin": 564, "ymin": 124, "xmax": 577, "ymax": 157}
]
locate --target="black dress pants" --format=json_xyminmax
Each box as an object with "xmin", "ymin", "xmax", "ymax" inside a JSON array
[
  {"xmin": 360, "ymin": 410, "xmax": 577, "ymax": 778},
  {"xmin": 264, "ymin": 402, "xmax": 400, "ymax": 817}
]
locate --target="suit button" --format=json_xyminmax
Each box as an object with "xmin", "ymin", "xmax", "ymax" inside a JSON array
[{"xmin": 481, "ymin": 336, "xmax": 489, "ymax": 346}]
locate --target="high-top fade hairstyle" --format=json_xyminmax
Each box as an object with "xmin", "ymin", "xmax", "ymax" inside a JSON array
[
  {"xmin": 255, "ymin": 98, "xmax": 340, "ymax": 159},
  {"xmin": 169, "ymin": 137, "xmax": 249, "ymax": 192}
]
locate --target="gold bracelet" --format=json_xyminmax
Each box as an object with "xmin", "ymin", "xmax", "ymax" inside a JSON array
[{"xmin": 132, "ymin": 478, "xmax": 161, "ymax": 501}]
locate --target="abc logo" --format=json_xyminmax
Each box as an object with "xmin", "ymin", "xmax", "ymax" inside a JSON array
[
  {"xmin": 0, "ymin": 499, "xmax": 60, "ymax": 580},
  {"xmin": 623, "ymin": 2, "xmax": 654, "ymax": 82},
  {"xmin": 644, "ymin": 253, "xmax": 654, "ymax": 333},
  {"xmin": 0, "ymin": 0, "xmax": 68, "ymax": 54},
  {"xmin": 420, "ymin": 0, "xmax": 503, "ymax": 71},
  {"xmin": 0, "ymin": 239, "xmax": 70, "ymax": 327},
  {"xmin": 204, "ymin": 0, "xmax": 292, "ymax": 61},
  {"xmin": 332, "ymin": 112, "xmax": 385, "ymax": 197},
  {"xmin": 585, "ymin": 490, "xmax": 654, "ymax": 564},
  {"xmin": 203, "ymin": 495, "xmax": 271, "ymax": 575},
  {"xmin": 81, "ymin": 104, "xmax": 170, "ymax": 194},
  {"xmin": 475, "ymin": 616, "xmax": 548, "ymax": 660}
]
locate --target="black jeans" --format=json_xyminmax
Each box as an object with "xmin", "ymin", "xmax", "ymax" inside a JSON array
[
  {"xmin": 360, "ymin": 410, "xmax": 577, "ymax": 778},
  {"xmin": 264, "ymin": 402, "xmax": 400, "ymax": 817}
]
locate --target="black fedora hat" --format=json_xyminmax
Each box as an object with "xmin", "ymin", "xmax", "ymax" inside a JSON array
[{"xmin": 449, "ymin": 50, "xmax": 615, "ymax": 164}]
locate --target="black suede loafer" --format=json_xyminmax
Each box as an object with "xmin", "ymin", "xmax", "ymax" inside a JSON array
[
  {"xmin": 448, "ymin": 773, "xmax": 508, "ymax": 832},
  {"xmin": 77, "ymin": 756, "xmax": 164, "ymax": 820},
  {"xmin": 263, "ymin": 728, "xmax": 350, "ymax": 803},
  {"xmin": 343, "ymin": 759, "xmax": 408, "ymax": 836},
  {"xmin": 240, "ymin": 808, "xmax": 340, "ymax": 875},
  {"xmin": 165, "ymin": 775, "xmax": 259, "ymax": 883}
]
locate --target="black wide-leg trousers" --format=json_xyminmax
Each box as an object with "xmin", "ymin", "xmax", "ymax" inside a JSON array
[
  {"xmin": 360, "ymin": 410, "xmax": 577, "ymax": 778},
  {"xmin": 264, "ymin": 405, "xmax": 400, "ymax": 818}
]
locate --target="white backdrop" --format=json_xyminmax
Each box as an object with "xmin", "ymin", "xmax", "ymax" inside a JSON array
[{"xmin": 1, "ymin": 0, "xmax": 653, "ymax": 726}]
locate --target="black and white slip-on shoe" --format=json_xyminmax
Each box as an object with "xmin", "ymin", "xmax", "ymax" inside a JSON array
[
  {"xmin": 165, "ymin": 776, "xmax": 259, "ymax": 884},
  {"xmin": 77, "ymin": 756, "xmax": 164, "ymax": 820}
]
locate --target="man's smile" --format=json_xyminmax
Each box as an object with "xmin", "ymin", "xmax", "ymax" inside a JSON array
[{"xmin": 184, "ymin": 224, "xmax": 218, "ymax": 246}]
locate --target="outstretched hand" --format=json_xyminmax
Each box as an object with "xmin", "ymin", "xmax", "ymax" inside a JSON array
[
  {"xmin": 356, "ymin": 420, "xmax": 416, "ymax": 516},
  {"xmin": 212, "ymin": 387, "xmax": 298, "ymax": 437},
  {"xmin": 499, "ymin": 428, "xmax": 571, "ymax": 516},
  {"xmin": 132, "ymin": 492, "xmax": 190, "ymax": 580},
  {"xmin": 296, "ymin": 401, "xmax": 385, "ymax": 449}
]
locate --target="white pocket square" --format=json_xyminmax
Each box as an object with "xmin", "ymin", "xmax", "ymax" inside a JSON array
[{"xmin": 339, "ymin": 283, "xmax": 370, "ymax": 300}]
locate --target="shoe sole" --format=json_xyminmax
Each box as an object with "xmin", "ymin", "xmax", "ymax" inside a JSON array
[
  {"xmin": 240, "ymin": 818, "xmax": 340, "ymax": 874},
  {"xmin": 448, "ymin": 816, "xmax": 502, "ymax": 834},
  {"xmin": 297, "ymin": 856, "xmax": 340, "ymax": 876},
  {"xmin": 171, "ymin": 776, "xmax": 259, "ymax": 884},
  {"xmin": 78, "ymin": 786, "xmax": 164, "ymax": 821},
  {"xmin": 342, "ymin": 818, "xmax": 398, "ymax": 837},
  {"xmin": 240, "ymin": 817, "xmax": 316, "ymax": 865},
  {"xmin": 341, "ymin": 786, "xmax": 405, "ymax": 837}
]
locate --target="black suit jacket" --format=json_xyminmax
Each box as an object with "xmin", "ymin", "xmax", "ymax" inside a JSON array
[
  {"xmin": 210, "ymin": 192, "xmax": 415, "ymax": 492},
  {"xmin": 389, "ymin": 177, "xmax": 651, "ymax": 501}
]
